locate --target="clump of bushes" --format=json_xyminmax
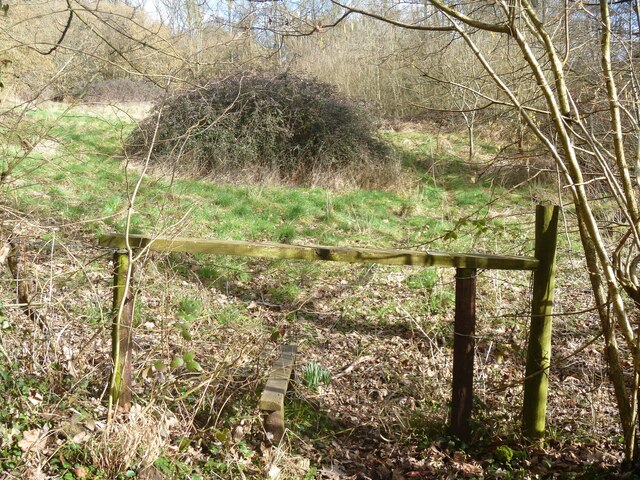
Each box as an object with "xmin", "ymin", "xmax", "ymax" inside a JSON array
[
  {"xmin": 80, "ymin": 79, "xmax": 162, "ymax": 103},
  {"xmin": 126, "ymin": 74, "xmax": 396, "ymax": 187}
]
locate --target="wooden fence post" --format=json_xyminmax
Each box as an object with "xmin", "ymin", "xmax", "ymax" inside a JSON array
[
  {"xmin": 523, "ymin": 205, "xmax": 559, "ymax": 439},
  {"xmin": 110, "ymin": 249, "xmax": 134, "ymax": 412},
  {"xmin": 260, "ymin": 344, "xmax": 297, "ymax": 444},
  {"xmin": 450, "ymin": 267, "xmax": 477, "ymax": 441}
]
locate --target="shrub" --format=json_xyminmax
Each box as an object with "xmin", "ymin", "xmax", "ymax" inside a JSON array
[
  {"xmin": 79, "ymin": 79, "xmax": 162, "ymax": 103},
  {"xmin": 125, "ymin": 74, "xmax": 397, "ymax": 187}
]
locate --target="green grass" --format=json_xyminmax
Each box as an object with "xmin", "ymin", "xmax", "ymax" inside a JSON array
[
  {"xmin": 268, "ymin": 282, "xmax": 302, "ymax": 304},
  {"xmin": 1, "ymin": 106, "xmax": 541, "ymax": 260},
  {"xmin": 406, "ymin": 269, "xmax": 439, "ymax": 290},
  {"xmin": 214, "ymin": 304, "xmax": 252, "ymax": 326},
  {"xmin": 0, "ymin": 102, "xmax": 604, "ymax": 480},
  {"xmin": 285, "ymin": 395, "xmax": 341, "ymax": 442}
]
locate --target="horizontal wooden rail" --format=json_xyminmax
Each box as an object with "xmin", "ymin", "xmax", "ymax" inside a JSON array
[
  {"xmin": 101, "ymin": 206, "xmax": 557, "ymax": 443},
  {"xmin": 99, "ymin": 234, "xmax": 539, "ymax": 271}
]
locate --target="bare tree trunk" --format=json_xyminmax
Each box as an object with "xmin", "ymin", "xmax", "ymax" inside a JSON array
[
  {"xmin": 577, "ymin": 216, "xmax": 637, "ymax": 462},
  {"xmin": 467, "ymin": 122, "xmax": 475, "ymax": 163}
]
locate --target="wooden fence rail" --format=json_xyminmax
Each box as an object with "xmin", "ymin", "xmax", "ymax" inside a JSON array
[
  {"xmin": 99, "ymin": 235, "xmax": 540, "ymax": 270},
  {"xmin": 99, "ymin": 204, "xmax": 559, "ymax": 442}
]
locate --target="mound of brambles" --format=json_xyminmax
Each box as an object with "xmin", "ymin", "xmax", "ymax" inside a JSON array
[
  {"xmin": 126, "ymin": 74, "xmax": 396, "ymax": 187},
  {"xmin": 80, "ymin": 79, "xmax": 162, "ymax": 103}
]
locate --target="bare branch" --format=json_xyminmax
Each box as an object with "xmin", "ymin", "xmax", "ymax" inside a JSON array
[{"xmin": 329, "ymin": 0, "xmax": 456, "ymax": 32}]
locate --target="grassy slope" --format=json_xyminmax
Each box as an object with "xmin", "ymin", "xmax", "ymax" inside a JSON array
[
  {"xmin": 10, "ymin": 105, "xmax": 537, "ymax": 252},
  {"xmin": 0, "ymin": 104, "xmax": 618, "ymax": 479}
]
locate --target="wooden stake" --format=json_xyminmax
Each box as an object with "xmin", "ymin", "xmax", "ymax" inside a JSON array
[
  {"xmin": 6, "ymin": 240, "xmax": 48, "ymax": 331},
  {"xmin": 260, "ymin": 345, "xmax": 297, "ymax": 444},
  {"xmin": 523, "ymin": 205, "xmax": 559, "ymax": 439},
  {"xmin": 450, "ymin": 267, "xmax": 477, "ymax": 442},
  {"xmin": 110, "ymin": 250, "xmax": 134, "ymax": 412}
]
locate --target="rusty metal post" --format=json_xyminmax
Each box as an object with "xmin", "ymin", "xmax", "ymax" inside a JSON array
[{"xmin": 450, "ymin": 267, "xmax": 477, "ymax": 441}]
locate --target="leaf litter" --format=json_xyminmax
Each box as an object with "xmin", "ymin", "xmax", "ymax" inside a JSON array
[{"xmin": 0, "ymin": 223, "xmax": 628, "ymax": 478}]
